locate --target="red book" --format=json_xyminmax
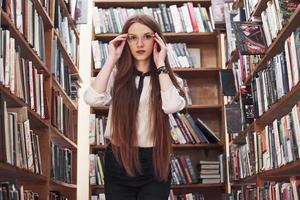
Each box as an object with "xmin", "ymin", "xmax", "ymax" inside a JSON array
[{"xmin": 187, "ymin": 3, "xmax": 199, "ymax": 32}]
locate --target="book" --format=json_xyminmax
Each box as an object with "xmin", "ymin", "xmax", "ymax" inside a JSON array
[
  {"xmin": 220, "ymin": 69, "xmax": 236, "ymax": 96},
  {"xmin": 195, "ymin": 118, "xmax": 220, "ymax": 143},
  {"xmin": 233, "ymin": 22, "xmax": 267, "ymax": 55}
]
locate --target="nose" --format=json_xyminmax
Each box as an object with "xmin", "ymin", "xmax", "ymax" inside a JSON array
[{"xmin": 137, "ymin": 37, "xmax": 144, "ymax": 47}]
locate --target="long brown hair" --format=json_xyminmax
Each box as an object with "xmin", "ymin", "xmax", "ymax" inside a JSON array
[{"xmin": 110, "ymin": 14, "xmax": 184, "ymax": 181}]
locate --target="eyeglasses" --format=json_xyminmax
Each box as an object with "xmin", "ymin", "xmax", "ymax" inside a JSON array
[{"xmin": 127, "ymin": 33, "xmax": 155, "ymax": 44}]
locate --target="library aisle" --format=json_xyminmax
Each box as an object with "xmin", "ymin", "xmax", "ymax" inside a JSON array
[{"xmin": 1, "ymin": 0, "xmax": 300, "ymax": 199}]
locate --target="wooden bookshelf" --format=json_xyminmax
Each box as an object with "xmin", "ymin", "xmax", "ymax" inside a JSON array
[
  {"xmin": 227, "ymin": 2, "xmax": 300, "ymax": 197},
  {"xmin": 89, "ymin": 1, "xmax": 227, "ymax": 199},
  {"xmin": 0, "ymin": 0, "xmax": 80, "ymax": 199}
]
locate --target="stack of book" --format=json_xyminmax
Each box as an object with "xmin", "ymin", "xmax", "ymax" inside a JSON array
[{"xmin": 197, "ymin": 155, "xmax": 224, "ymax": 184}]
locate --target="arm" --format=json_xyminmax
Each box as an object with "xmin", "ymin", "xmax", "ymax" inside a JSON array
[
  {"xmin": 153, "ymin": 32, "xmax": 186, "ymax": 114},
  {"xmin": 159, "ymin": 73, "xmax": 186, "ymax": 114},
  {"xmin": 84, "ymin": 34, "xmax": 128, "ymax": 106},
  {"xmin": 83, "ymin": 59, "xmax": 116, "ymax": 107}
]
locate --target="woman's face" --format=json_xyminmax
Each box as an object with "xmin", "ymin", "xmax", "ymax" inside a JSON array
[{"xmin": 127, "ymin": 22, "xmax": 155, "ymax": 62}]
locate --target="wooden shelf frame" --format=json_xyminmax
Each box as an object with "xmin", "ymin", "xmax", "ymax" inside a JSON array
[{"xmin": 0, "ymin": 1, "xmax": 80, "ymax": 199}]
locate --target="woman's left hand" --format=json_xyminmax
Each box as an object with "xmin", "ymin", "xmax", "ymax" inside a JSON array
[{"xmin": 153, "ymin": 33, "xmax": 167, "ymax": 68}]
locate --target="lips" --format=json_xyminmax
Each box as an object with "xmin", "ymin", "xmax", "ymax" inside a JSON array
[{"xmin": 136, "ymin": 50, "xmax": 146, "ymax": 54}]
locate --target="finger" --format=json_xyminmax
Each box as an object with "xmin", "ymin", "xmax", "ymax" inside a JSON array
[
  {"xmin": 110, "ymin": 34, "xmax": 128, "ymax": 42},
  {"xmin": 153, "ymin": 42, "xmax": 158, "ymax": 54},
  {"xmin": 154, "ymin": 37, "xmax": 166, "ymax": 49},
  {"xmin": 110, "ymin": 37, "xmax": 127, "ymax": 45},
  {"xmin": 119, "ymin": 39, "xmax": 126, "ymax": 49},
  {"xmin": 154, "ymin": 33, "xmax": 165, "ymax": 44}
]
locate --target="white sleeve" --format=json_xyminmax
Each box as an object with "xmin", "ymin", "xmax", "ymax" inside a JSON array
[
  {"xmin": 83, "ymin": 69, "xmax": 116, "ymax": 107},
  {"xmin": 160, "ymin": 75, "xmax": 186, "ymax": 114}
]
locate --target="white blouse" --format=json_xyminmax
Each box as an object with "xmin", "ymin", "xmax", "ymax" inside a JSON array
[{"xmin": 83, "ymin": 69, "xmax": 186, "ymax": 147}]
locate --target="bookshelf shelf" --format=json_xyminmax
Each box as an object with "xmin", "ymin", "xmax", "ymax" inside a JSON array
[
  {"xmin": 260, "ymin": 160, "xmax": 300, "ymax": 178},
  {"xmin": 51, "ymin": 126, "xmax": 78, "ymax": 149},
  {"xmin": 173, "ymin": 143, "xmax": 223, "ymax": 149},
  {"xmin": 171, "ymin": 183, "xmax": 225, "ymax": 189},
  {"xmin": 256, "ymin": 81, "xmax": 300, "ymax": 126},
  {"xmin": 52, "ymin": 77, "xmax": 78, "ymax": 111},
  {"xmin": 249, "ymin": 0, "xmax": 268, "ymax": 18},
  {"xmin": 90, "ymin": 144, "xmax": 223, "ymax": 151},
  {"xmin": 233, "ymin": 0, "xmax": 243, "ymax": 10},
  {"xmin": 245, "ymin": 5, "xmax": 300, "ymax": 85},
  {"xmin": 232, "ymin": 160, "xmax": 300, "ymax": 186},
  {"xmin": 94, "ymin": 0, "xmax": 212, "ymax": 7},
  {"xmin": 94, "ymin": 32, "xmax": 218, "ymax": 43},
  {"xmin": 31, "ymin": 0, "xmax": 54, "ymax": 29},
  {"xmin": 50, "ymin": 179, "xmax": 77, "ymax": 190},
  {"xmin": 0, "ymin": 163, "xmax": 47, "ymax": 182},
  {"xmin": 230, "ymin": 122, "xmax": 255, "ymax": 145},
  {"xmin": 186, "ymin": 104, "xmax": 222, "ymax": 111},
  {"xmin": 90, "ymin": 184, "xmax": 104, "ymax": 190},
  {"xmin": 0, "ymin": 9, "xmax": 51, "ymax": 77},
  {"xmin": 232, "ymin": 175, "xmax": 258, "ymax": 185}
]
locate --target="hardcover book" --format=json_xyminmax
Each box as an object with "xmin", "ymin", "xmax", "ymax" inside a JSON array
[{"xmin": 233, "ymin": 22, "xmax": 267, "ymax": 55}]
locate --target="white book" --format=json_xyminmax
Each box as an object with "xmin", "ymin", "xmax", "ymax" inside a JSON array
[
  {"xmin": 290, "ymin": 32, "xmax": 299, "ymax": 86},
  {"xmin": 188, "ymin": 48, "xmax": 201, "ymax": 68},
  {"xmin": 92, "ymin": 41, "xmax": 101, "ymax": 69},
  {"xmin": 89, "ymin": 114, "xmax": 96, "ymax": 144},
  {"xmin": 181, "ymin": 4, "xmax": 193, "ymax": 33},
  {"xmin": 100, "ymin": 118, "xmax": 105, "ymax": 145},
  {"xmin": 170, "ymin": 5, "xmax": 183, "ymax": 33},
  {"xmin": 4, "ymin": 30, "xmax": 10, "ymax": 88},
  {"xmin": 89, "ymin": 154, "xmax": 96, "ymax": 184},
  {"xmin": 261, "ymin": 11, "xmax": 272, "ymax": 46},
  {"xmin": 194, "ymin": 7, "xmax": 205, "ymax": 32},
  {"xmin": 93, "ymin": 8, "xmax": 101, "ymax": 34}
]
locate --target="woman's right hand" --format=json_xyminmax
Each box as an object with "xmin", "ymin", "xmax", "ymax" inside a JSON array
[{"xmin": 107, "ymin": 34, "xmax": 128, "ymax": 65}]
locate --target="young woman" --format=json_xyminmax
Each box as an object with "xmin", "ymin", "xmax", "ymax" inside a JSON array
[{"xmin": 84, "ymin": 14, "xmax": 186, "ymax": 200}]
